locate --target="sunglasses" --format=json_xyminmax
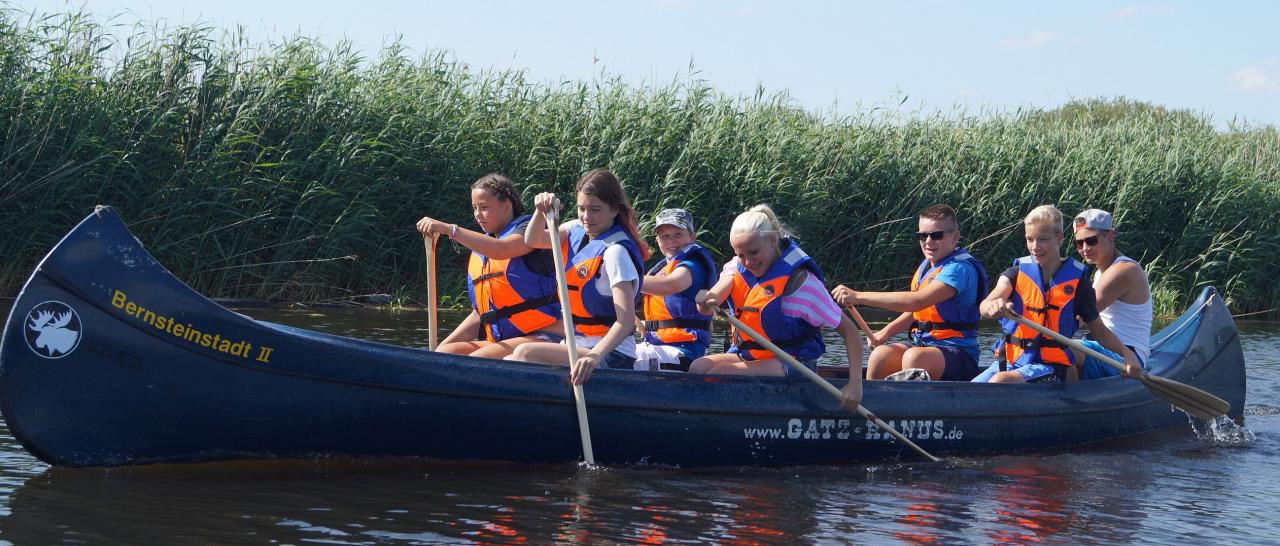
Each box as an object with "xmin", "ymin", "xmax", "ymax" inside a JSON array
[
  {"xmin": 1073, "ymin": 235, "xmax": 1102, "ymax": 249},
  {"xmin": 915, "ymin": 229, "xmax": 956, "ymax": 242}
]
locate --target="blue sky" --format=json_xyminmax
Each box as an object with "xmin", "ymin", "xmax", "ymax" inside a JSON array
[{"xmin": 16, "ymin": 1, "xmax": 1280, "ymax": 128}]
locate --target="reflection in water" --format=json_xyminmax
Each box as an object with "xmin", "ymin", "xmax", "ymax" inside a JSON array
[
  {"xmin": 0, "ymin": 452, "xmax": 1168, "ymax": 545},
  {"xmin": 986, "ymin": 463, "xmax": 1073, "ymax": 544}
]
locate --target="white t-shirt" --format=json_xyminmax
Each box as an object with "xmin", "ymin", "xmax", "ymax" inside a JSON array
[{"xmin": 566, "ymin": 221, "xmax": 639, "ymax": 357}]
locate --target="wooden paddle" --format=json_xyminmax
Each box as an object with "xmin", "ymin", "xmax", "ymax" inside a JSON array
[
  {"xmin": 542, "ymin": 207, "xmax": 596, "ymax": 465},
  {"xmin": 713, "ymin": 308, "xmax": 941, "ymax": 462},
  {"xmin": 1006, "ymin": 312, "xmax": 1230, "ymax": 420},
  {"xmin": 843, "ymin": 303, "xmax": 877, "ymax": 345},
  {"xmin": 423, "ymin": 233, "xmax": 439, "ymax": 350}
]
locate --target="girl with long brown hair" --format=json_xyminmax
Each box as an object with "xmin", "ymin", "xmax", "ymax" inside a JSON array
[{"xmin": 508, "ymin": 169, "xmax": 651, "ymax": 384}]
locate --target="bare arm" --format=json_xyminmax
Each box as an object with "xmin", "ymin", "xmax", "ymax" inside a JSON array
[
  {"xmin": 837, "ymin": 313, "xmax": 864, "ymax": 410},
  {"xmin": 833, "ymin": 282, "xmax": 958, "ymax": 313},
  {"xmin": 1093, "ymin": 262, "xmax": 1148, "ymax": 311},
  {"xmin": 441, "ymin": 310, "xmax": 482, "ymax": 345},
  {"xmin": 642, "ymin": 266, "xmax": 693, "ymax": 296},
  {"xmin": 523, "ymin": 193, "xmax": 571, "ymax": 249},
  {"xmin": 571, "ymin": 281, "xmax": 637, "ymax": 384},
  {"xmin": 456, "ymin": 231, "xmax": 532, "ymax": 260},
  {"xmin": 876, "ymin": 311, "xmax": 916, "ymax": 343},
  {"xmin": 979, "ymin": 275, "xmax": 1015, "ymax": 319},
  {"xmin": 695, "ymin": 271, "xmax": 736, "ymax": 315}
]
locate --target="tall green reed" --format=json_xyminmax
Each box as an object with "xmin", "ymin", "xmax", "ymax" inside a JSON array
[{"xmin": 1, "ymin": 8, "xmax": 1277, "ymax": 317}]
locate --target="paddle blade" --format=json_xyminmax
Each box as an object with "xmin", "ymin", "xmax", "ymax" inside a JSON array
[{"xmin": 1139, "ymin": 374, "xmax": 1231, "ymax": 420}]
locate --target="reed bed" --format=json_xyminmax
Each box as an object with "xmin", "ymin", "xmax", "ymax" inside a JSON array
[{"xmin": 2, "ymin": 8, "xmax": 1278, "ymax": 316}]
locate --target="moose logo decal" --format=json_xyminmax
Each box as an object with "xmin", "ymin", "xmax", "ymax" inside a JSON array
[{"xmin": 24, "ymin": 301, "xmax": 83, "ymax": 359}]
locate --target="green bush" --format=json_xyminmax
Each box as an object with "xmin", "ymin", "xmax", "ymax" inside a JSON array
[{"xmin": 2, "ymin": 8, "xmax": 1277, "ymax": 316}]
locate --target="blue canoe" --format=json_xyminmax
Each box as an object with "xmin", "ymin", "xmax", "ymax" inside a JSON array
[{"xmin": 0, "ymin": 208, "xmax": 1247, "ymax": 467}]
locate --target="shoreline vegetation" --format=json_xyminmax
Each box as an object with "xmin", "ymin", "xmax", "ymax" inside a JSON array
[{"xmin": 2, "ymin": 9, "xmax": 1278, "ymax": 318}]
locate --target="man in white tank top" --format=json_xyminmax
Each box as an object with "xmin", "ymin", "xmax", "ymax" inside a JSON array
[{"xmin": 1071, "ymin": 209, "xmax": 1153, "ymax": 379}]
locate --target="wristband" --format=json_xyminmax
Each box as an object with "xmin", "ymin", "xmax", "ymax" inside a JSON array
[{"xmin": 450, "ymin": 224, "xmax": 459, "ymax": 239}]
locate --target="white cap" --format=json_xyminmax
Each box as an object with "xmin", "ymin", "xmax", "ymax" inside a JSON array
[{"xmin": 1074, "ymin": 209, "xmax": 1114, "ymax": 232}]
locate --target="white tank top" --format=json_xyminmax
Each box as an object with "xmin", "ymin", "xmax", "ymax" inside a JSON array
[{"xmin": 1094, "ymin": 255, "xmax": 1152, "ymax": 362}]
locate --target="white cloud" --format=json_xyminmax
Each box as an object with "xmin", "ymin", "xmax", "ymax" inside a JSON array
[
  {"xmin": 1232, "ymin": 67, "xmax": 1279, "ymax": 93},
  {"xmin": 997, "ymin": 31, "xmax": 1062, "ymax": 49}
]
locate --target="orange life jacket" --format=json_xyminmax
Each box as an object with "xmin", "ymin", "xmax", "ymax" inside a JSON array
[
  {"xmin": 909, "ymin": 247, "xmax": 987, "ymax": 343},
  {"xmin": 466, "ymin": 215, "xmax": 559, "ymax": 342},
  {"xmin": 996, "ymin": 256, "xmax": 1087, "ymax": 367},
  {"xmin": 727, "ymin": 239, "xmax": 826, "ymax": 362},
  {"xmin": 642, "ymin": 244, "xmax": 715, "ymax": 351}
]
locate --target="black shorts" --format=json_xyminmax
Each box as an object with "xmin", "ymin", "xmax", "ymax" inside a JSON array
[{"xmin": 936, "ymin": 345, "xmax": 981, "ymax": 381}]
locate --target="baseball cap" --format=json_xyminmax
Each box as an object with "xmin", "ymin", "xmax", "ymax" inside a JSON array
[
  {"xmin": 654, "ymin": 208, "xmax": 696, "ymax": 234},
  {"xmin": 1073, "ymin": 209, "xmax": 1114, "ymax": 232}
]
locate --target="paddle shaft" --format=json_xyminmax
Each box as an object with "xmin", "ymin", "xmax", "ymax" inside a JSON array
[
  {"xmin": 716, "ymin": 309, "xmax": 941, "ymax": 462},
  {"xmin": 1006, "ymin": 312, "xmax": 1229, "ymax": 418},
  {"xmin": 1006, "ymin": 313, "xmax": 1128, "ymax": 373},
  {"xmin": 844, "ymin": 304, "xmax": 877, "ymax": 343},
  {"xmin": 543, "ymin": 208, "xmax": 596, "ymax": 465},
  {"xmin": 423, "ymin": 234, "xmax": 439, "ymax": 351}
]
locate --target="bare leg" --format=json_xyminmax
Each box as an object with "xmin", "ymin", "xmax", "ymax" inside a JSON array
[
  {"xmin": 689, "ymin": 353, "xmax": 786, "ymax": 377},
  {"xmin": 469, "ymin": 336, "xmax": 548, "ymax": 359},
  {"xmin": 866, "ymin": 343, "xmax": 909, "ymax": 379},
  {"xmin": 900, "ymin": 346, "xmax": 947, "ymax": 380},
  {"xmin": 688, "ymin": 353, "xmax": 740, "ymax": 374},
  {"xmin": 436, "ymin": 341, "xmax": 487, "ymax": 355},
  {"xmin": 507, "ymin": 342, "xmax": 588, "ymax": 366},
  {"xmin": 989, "ymin": 371, "xmax": 1026, "ymax": 383}
]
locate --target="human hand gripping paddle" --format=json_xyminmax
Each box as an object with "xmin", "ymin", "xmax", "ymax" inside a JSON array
[
  {"xmin": 422, "ymin": 232, "xmax": 439, "ymax": 350},
  {"xmin": 540, "ymin": 204, "xmax": 596, "ymax": 465},
  {"xmin": 710, "ymin": 307, "xmax": 941, "ymax": 462},
  {"xmin": 830, "ymin": 286, "xmax": 881, "ymax": 347},
  {"xmin": 1004, "ymin": 310, "xmax": 1230, "ymax": 420}
]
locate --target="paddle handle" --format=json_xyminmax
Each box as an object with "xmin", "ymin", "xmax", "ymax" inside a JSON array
[
  {"xmin": 424, "ymin": 234, "xmax": 439, "ymax": 351},
  {"xmin": 543, "ymin": 208, "xmax": 596, "ymax": 465},
  {"xmin": 716, "ymin": 309, "xmax": 941, "ymax": 462},
  {"xmin": 1006, "ymin": 313, "xmax": 1127, "ymax": 374}
]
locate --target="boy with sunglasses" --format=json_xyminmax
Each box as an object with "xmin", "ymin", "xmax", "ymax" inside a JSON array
[
  {"xmin": 832, "ymin": 204, "xmax": 988, "ymax": 381},
  {"xmin": 973, "ymin": 205, "xmax": 1141, "ymax": 383},
  {"xmin": 1071, "ymin": 209, "xmax": 1152, "ymax": 379}
]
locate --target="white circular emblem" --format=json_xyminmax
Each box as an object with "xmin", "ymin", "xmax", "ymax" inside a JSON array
[{"xmin": 24, "ymin": 301, "xmax": 83, "ymax": 359}]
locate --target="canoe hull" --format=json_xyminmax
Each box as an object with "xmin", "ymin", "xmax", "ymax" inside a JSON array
[{"xmin": 0, "ymin": 208, "xmax": 1247, "ymax": 467}]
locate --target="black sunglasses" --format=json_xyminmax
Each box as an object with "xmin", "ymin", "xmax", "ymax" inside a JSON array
[
  {"xmin": 915, "ymin": 229, "xmax": 956, "ymax": 242},
  {"xmin": 1073, "ymin": 235, "xmax": 1101, "ymax": 249}
]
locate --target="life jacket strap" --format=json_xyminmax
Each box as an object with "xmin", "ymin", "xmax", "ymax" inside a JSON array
[
  {"xmin": 478, "ymin": 294, "xmax": 559, "ymax": 325},
  {"xmin": 736, "ymin": 325, "xmax": 819, "ymax": 354},
  {"xmin": 573, "ymin": 314, "xmax": 616, "ymax": 326},
  {"xmin": 1011, "ymin": 335, "xmax": 1066, "ymax": 350},
  {"xmin": 1022, "ymin": 303, "xmax": 1061, "ymax": 314},
  {"xmin": 910, "ymin": 320, "xmax": 979, "ymax": 333},
  {"xmin": 472, "ymin": 272, "xmax": 502, "ymax": 284},
  {"xmin": 645, "ymin": 318, "xmax": 712, "ymax": 332}
]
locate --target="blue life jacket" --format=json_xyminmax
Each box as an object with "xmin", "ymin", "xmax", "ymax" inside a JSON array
[{"xmin": 564, "ymin": 222, "xmax": 644, "ymax": 337}]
